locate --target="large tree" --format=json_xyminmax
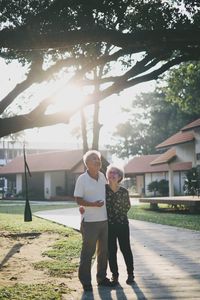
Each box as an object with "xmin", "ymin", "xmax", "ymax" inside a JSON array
[
  {"xmin": 1, "ymin": 0, "xmax": 200, "ymax": 140},
  {"xmin": 163, "ymin": 62, "xmax": 200, "ymax": 114},
  {"xmin": 107, "ymin": 89, "xmax": 199, "ymax": 158}
]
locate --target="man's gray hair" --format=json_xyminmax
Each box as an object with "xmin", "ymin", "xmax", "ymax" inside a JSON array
[{"xmin": 83, "ymin": 150, "xmax": 101, "ymax": 166}]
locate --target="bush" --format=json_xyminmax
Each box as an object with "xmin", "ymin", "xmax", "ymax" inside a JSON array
[
  {"xmin": 148, "ymin": 180, "xmax": 159, "ymax": 195},
  {"xmin": 158, "ymin": 179, "xmax": 169, "ymax": 196},
  {"xmin": 184, "ymin": 167, "xmax": 200, "ymax": 196},
  {"xmin": 148, "ymin": 179, "xmax": 169, "ymax": 196}
]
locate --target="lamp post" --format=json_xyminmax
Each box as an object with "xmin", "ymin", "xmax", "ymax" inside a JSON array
[{"xmin": 23, "ymin": 144, "xmax": 32, "ymax": 222}]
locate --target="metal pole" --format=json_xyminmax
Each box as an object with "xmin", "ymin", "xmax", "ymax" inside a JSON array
[{"xmin": 23, "ymin": 144, "xmax": 32, "ymax": 222}]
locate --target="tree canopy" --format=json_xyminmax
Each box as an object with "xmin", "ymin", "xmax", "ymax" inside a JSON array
[
  {"xmin": 163, "ymin": 62, "xmax": 200, "ymax": 114},
  {"xmin": 1, "ymin": 0, "xmax": 200, "ymax": 139},
  {"xmin": 107, "ymin": 89, "xmax": 198, "ymax": 158}
]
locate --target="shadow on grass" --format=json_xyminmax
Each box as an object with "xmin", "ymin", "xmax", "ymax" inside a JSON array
[
  {"xmin": 0, "ymin": 232, "xmax": 41, "ymax": 269},
  {"xmin": 0, "ymin": 243, "xmax": 23, "ymax": 269}
]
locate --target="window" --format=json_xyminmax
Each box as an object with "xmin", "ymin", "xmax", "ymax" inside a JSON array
[{"xmin": 196, "ymin": 153, "xmax": 200, "ymax": 161}]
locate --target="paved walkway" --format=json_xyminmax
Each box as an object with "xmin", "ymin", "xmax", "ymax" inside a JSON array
[{"xmin": 34, "ymin": 207, "xmax": 200, "ymax": 300}]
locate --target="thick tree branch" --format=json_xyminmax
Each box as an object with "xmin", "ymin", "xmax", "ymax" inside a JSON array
[
  {"xmin": 1, "ymin": 28, "xmax": 200, "ymax": 52},
  {"xmin": 1, "ymin": 2, "xmax": 200, "ymax": 139},
  {"xmin": 0, "ymin": 51, "xmax": 200, "ymax": 139},
  {"xmin": 0, "ymin": 48, "xmax": 128, "ymax": 114}
]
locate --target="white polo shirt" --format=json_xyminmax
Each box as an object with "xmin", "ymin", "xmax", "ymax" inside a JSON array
[{"xmin": 74, "ymin": 171, "xmax": 107, "ymax": 222}]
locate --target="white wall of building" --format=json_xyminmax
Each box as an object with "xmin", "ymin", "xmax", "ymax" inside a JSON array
[
  {"xmin": 195, "ymin": 130, "xmax": 200, "ymax": 166},
  {"xmin": 44, "ymin": 171, "xmax": 65, "ymax": 199},
  {"xmin": 176, "ymin": 142, "xmax": 195, "ymax": 165},
  {"xmin": 44, "ymin": 172, "xmax": 51, "ymax": 199},
  {"xmin": 16, "ymin": 174, "xmax": 22, "ymax": 194},
  {"xmin": 50, "ymin": 171, "xmax": 65, "ymax": 196}
]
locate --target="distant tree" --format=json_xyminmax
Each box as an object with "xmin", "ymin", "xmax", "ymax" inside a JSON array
[
  {"xmin": 163, "ymin": 62, "xmax": 200, "ymax": 114},
  {"xmin": 107, "ymin": 89, "xmax": 198, "ymax": 158}
]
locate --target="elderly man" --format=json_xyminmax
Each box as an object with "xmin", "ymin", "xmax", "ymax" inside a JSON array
[{"xmin": 74, "ymin": 150, "xmax": 113, "ymax": 292}]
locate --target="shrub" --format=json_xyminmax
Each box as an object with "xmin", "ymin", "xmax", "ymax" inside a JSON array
[
  {"xmin": 148, "ymin": 180, "xmax": 159, "ymax": 195},
  {"xmin": 148, "ymin": 179, "xmax": 169, "ymax": 196},
  {"xmin": 158, "ymin": 179, "xmax": 169, "ymax": 196},
  {"xmin": 184, "ymin": 167, "xmax": 200, "ymax": 196}
]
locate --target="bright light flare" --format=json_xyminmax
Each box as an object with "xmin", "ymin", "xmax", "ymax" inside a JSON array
[{"xmin": 46, "ymin": 84, "xmax": 85, "ymax": 114}]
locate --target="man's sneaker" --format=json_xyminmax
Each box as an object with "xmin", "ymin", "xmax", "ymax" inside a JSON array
[
  {"xmin": 98, "ymin": 277, "xmax": 114, "ymax": 287},
  {"xmin": 111, "ymin": 275, "xmax": 119, "ymax": 285},
  {"xmin": 126, "ymin": 274, "xmax": 135, "ymax": 285},
  {"xmin": 83, "ymin": 284, "xmax": 93, "ymax": 292}
]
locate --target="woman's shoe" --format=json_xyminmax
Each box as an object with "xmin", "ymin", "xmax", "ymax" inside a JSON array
[
  {"xmin": 111, "ymin": 275, "xmax": 119, "ymax": 285},
  {"xmin": 98, "ymin": 277, "xmax": 114, "ymax": 287},
  {"xmin": 126, "ymin": 274, "xmax": 135, "ymax": 284}
]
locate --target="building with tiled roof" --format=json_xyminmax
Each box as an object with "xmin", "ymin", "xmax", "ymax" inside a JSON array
[
  {"xmin": 0, "ymin": 149, "xmax": 109, "ymax": 200},
  {"xmin": 150, "ymin": 148, "xmax": 176, "ymax": 165},
  {"xmin": 0, "ymin": 150, "xmax": 83, "ymax": 174},
  {"xmin": 125, "ymin": 118, "xmax": 200, "ymax": 196},
  {"xmin": 181, "ymin": 118, "xmax": 200, "ymax": 132},
  {"xmin": 0, "ymin": 140, "xmax": 74, "ymax": 197},
  {"xmin": 156, "ymin": 131, "xmax": 195, "ymax": 149}
]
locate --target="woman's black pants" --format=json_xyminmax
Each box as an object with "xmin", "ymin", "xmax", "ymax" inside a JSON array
[{"xmin": 108, "ymin": 223, "xmax": 134, "ymax": 277}]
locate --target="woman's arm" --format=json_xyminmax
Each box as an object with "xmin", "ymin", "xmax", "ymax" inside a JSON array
[{"xmin": 75, "ymin": 197, "xmax": 104, "ymax": 207}]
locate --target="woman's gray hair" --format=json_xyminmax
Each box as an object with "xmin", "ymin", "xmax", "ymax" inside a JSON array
[
  {"xmin": 83, "ymin": 150, "xmax": 101, "ymax": 166},
  {"xmin": 106, "ymin": 164, "xmax": 124, "ymax": 182}
]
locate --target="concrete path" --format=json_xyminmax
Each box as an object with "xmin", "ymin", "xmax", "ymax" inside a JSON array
[{"xmin": 34, "ymin": 208, "xmax": 200, "ymax": 300}]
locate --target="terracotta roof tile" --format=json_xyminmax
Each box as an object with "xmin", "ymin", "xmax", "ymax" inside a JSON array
[
  {"xmin": 124, "ymin": 154, "xmax": 192, "ymax": 175},
  {"xmin": 0, "ymin": 149, "xmax": 84, "ymax": 175},
  {"xmin": 156, "ymin": 131, "xmax": 194, "ymax": 149},
  {"xmin": 150, "ymin": 148, "xmax": 176, "ymax": 165},
  {"xmin": 171, "ymin": 162, "xmax": 192, "ymax": 171},
  {"xmin": 181, "ymin": 118, "xmax": 200, "ymax": 131},
  {"xmin": 124, "ymin": 155, "xmax": 169, "ymax": 174}
]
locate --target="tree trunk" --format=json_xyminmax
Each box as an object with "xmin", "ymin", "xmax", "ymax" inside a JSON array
[
  {"xmin": 92, "ymin": 70, "xmax": 103, "ymax": 150},
  {"xmin": 81, "ymin": 108, "xmax": 89, "ymax": 153}
]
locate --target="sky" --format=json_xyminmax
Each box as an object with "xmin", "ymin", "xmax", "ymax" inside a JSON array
[{"xmin": 0, "ymin": 57, "xmax": 156, "ymax": 151}]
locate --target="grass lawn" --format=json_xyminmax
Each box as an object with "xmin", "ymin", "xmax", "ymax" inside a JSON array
[
  {"xmin": 0, "ymin": 200, "xmax": 81, "ymax": 300},
  {"xmin": 0, "ymin": 200, "xmax": 199, "ymax": 299},
  {"xmin": 0, "ymin": 200, "xmax": 77, "ymax": 233},
  {"xmin": 128, "ymin": 204, "xmax": 200, "ymax": 231}
]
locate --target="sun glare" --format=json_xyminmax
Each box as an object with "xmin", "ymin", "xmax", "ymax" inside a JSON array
[
  {"xmin": 25, "ymin": 81, "xmax": 87, "ymax": 148},
  {"xmin": 46, "ymin": 84, "xmax": 85, "ymax": 114},
  {"xmin": 1, "ymin": 57, "xmax": 155, "ymax": 151}
]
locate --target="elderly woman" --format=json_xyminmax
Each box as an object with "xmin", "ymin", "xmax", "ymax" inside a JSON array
[{"xmin": 106, "ymin": 164, "xmax": 134, "ymax": 285}]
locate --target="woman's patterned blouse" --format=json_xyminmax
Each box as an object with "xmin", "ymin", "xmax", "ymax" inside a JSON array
[{"xmin": 106, "ymin": 184, "xmax": 131, "ymax": 225}]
